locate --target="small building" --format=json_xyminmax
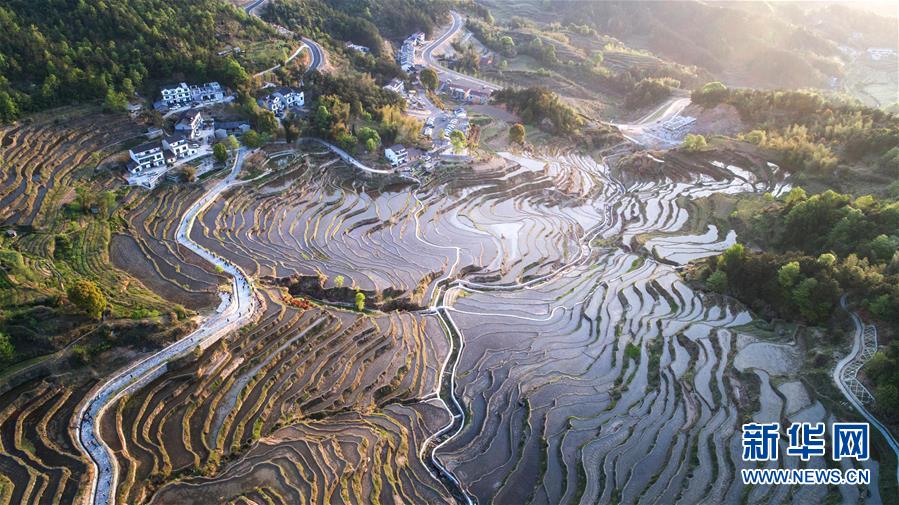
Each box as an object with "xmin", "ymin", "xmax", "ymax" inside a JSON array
[
  {"xmin": 175, "ymin": 110, "xmax": 206, "ymax": 139},
  {"xmin": 406, "ymin": 32, "xmax": 425, "ymax": 46},
  {"xmin": 383, "ymin": 78, "xmax": 405, "ymax": 95},
  {"xmin": 162, "ymin": 134, "xmax": 197, "ymax": 164},
  {"xmin": 346, "ymin": 42, "xmax": 370, "ymax": 54},
  {"xmin": 190, "ymin": 82, "xmax": 225, "ymax": 102},
  {"xmin": 385, "ymin": 144, "xmax": 408, "ymax": 167},
  {"xmin": 216, "ymin": 121, "xmax": 251, "ymax": 137},
  {"xmin": 449, "ymin": 86, "xmax": 470, "ymax": 101},
  {"xmin": 160, "ymin": 81, "xmax": 225, "ymax": 108},
  {"xmin": 469, "ymin": 89, "xmax": 491, "ymax": 104},
  {"xmin": 129, "ymin": 141, "xmax": 166, "ymax": 173},
  {"xmin": 161, "ymin": 83, "xmax": 192, "ymax": 107},
  {"xmin": 146, "ymin": 127, "xmax": 164, "ymax": 140},
  {"xmin": 261, "ymin": 87, "xmax": 304, "ymax": 114}
]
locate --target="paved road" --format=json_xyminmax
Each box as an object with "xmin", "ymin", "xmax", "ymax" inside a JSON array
[
  {"xmin": 420, "ymin": 11, "xmax": 500, "ymax": 92},
  {"xmin": 302, "ymin": 37, "xmax": 326, "ymax": 73},
  {"xmin": 297, "ymin": 138, "xmax": 393, "ymax": 174},
  {"xmin": 244, "ymin": 0, "xmax": 325, "ymax": 74},
  {"xmin": 834, "ymin": 296, "xmax": 899, "ymax": 484},
  {"xmin": 77, "ymin": 149, "xmax": 260, "ymax": 505}
]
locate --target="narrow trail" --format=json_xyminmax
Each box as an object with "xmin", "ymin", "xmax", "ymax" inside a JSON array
[{"xmin": 76, "ymin": 149, "xmax": 261, "ymax": 505}]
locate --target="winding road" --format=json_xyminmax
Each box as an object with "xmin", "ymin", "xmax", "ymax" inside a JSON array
[
  {"xmin": 834, "ymin": 296, "xmax": 899, "ymax": 484},
  {"xmin": 420, "ymin": 11, "xmax": 500, "ymax": 92},
  {"xmin": 77, "ymin": 149, "xmax": 260, "ymax": 505},
  {"xmin": 244, "ymin": 0, "xmax": 326, "ymax": 76}
]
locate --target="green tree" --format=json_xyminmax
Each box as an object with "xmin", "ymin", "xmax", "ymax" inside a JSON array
[
  {"xmin": 509, "ymin": 123, "xmax": 526, "ymax": 145},
  {"xmin": 817, "ymin": 253, "xmax": 837, "ymax": 267},
  {"xmin": 875, "ymin": 384, "xmax": 899, "ymax": 416},
  {"xmin": 243, "ymin": 130, "xmax": 263, "ymax": 148},
  {"xmin": 103, "ymin": 90, "xmax": 128, "ymax": 113},
  {"xmin": 420, "ymin": 68, "xmax": 439, "ymax": 91},
  {"xmin": 67, "ymin": 279, "xmax": 107, "ymax": 319},
  {"xmin": 334, "ymin": 275, "xmax": 345, "ymax": 288},
  {"xmin": 719, "ymin": 243, "xmax": 745, "ymax": 271},
  {"xmin": 866, "ymin": 352, "xmax": 893, "ymax": 382},
  {"xmin": 226, "ymin": 135, "xmax": 240, "ymax": 151},
  {"xmin": 213, "ymin": 143, "xmax": 228, "ymax": 163},
  {"xmin": 357, "ymin": 127, "xmax": 381, "ymax": 150},
  {"xmin": 867, "ymin": 234, "xmax": 898, "ymax": 263},
  {"xmin": 254, "ymin": 110, "xmax": 279, "ymax": 135},
  {"xmin": 778, "ymin": 261, "xmax": 802, "ymax": 288},
  {"xmin": 499, "ymin": 36, "xmax": 515, "ymax": 57},
  {"xmin": 784, "ymin": 187, "xmax": 807, "ymax": 205},
  {"xmin": 0, "ymin": 92, "xmax": 18, "ymax": 122},
  {"xmin": 355, "ymin": 291, "xmax": 366, "ymax": 311},
  {"xmin": 692, "ymin": 81, "xmax": 728, "ymax": 107},
  {"xmin": 0, "ymin": 333, "xmax": 14, "ymax": 362},
  {"xmin": 682, "ymin": 134, "xmax": 708, "ymax": 152},
  {"xmin": 450, "ymin": 130, "xmax": 467, "ymax": 153},
  {"xmin": 744, "ymin": 129, "xmax": 766, "ymax": 145},
  {"xmin": 706, "ymin": 270, "xmax": 728, "ymax": 293}
]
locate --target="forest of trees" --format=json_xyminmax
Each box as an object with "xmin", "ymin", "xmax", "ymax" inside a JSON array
[
  {"xmin": 492, "ymin": 87, "xmax": 582, "ymax": 135},
  {"xmin": 303, "ymin": 71, "xmax": 420, "ymax": 153},
  {"xmin": 692, "ymin": 189, "xmax": 899, "ymax": 329},
  {"xmin": 0, "ymin": 0, "xmax": 270, "ymax": 122},
  {"xmin": 692, "ymin": 84, "xmax": 899, "ymax": 180},
  {"xmin": 263, "ymin": 0, "xmax": 450, "ymax": 49}
]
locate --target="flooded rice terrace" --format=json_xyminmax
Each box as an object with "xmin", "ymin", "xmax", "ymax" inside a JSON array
[{"xmin": 161, "ymin": 148, "xmax": 882, "ymax": 504}]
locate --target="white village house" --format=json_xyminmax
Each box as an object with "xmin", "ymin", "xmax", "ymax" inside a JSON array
[
  {"xmin": 174, "ymin": 110, "xmax": 206, "ymax": 139},
  {"xmin": 384, "ymin": 144, "xmax": 408, "ymax": 167},
  {"xmin": 346, "ymin": 42, "xmax": 370, "ymax": 54},
  {"xmin": 383, "ymin": 78, "xmax": 405, "ymax": 95},
  {"xmin": 128, "ymin": 134, "xmax": 198, "ymax": 173},
  {"xmin": 128, "ymin": 141, "xmax": 166, "ymax": 173},
  {"xmin": 162, "ymin": 134, "xmax": 198, "ymax": 165},
  {"xmin": 260, "ymin": 87, "xmax": 304, "ymax": 115},
  {"xmin": 160, "ymin": 82, "xmax": 225, "ymax": 107}
]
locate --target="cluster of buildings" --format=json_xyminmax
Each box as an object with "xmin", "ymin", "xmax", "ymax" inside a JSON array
[
  {"xmin": 258, "ymin": 87, "xmax": 305, "ymax": 116},
  {"xmin": 128, "ymin": 109, "xmax": 213, "ymax": 175},
  {"xmin": 398, "ymin": 32, "xmax": 425, "ymax": 72},
  {"xmin": 159, "ymin": 82, "xmax": 227, "ymax": 109},
  {"xmin": 128, "ymin": 135, "xmax": 200, "ymax": 174}
]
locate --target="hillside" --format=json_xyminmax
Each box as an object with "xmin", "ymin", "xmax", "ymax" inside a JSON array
[
  {"xmin": 0, "ymin": 0, "xmax": 276, "ymax": 121},
  {"xmin": 480, "ymin": 0, "xmax": 897, "ymax": 104}
]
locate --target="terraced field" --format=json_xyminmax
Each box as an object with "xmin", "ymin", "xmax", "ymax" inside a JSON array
[
  {"xmin": 113, "ymin": 184, "xmax": 227, "ymax": 310},
  {"xmin": 0, "ymin": 109, "xmax": 206, "ymax": 505},
  {"xmin": 99, "ymin": 287, "xmax": 450, "ymax": 504},
  {"xmin": 87, "ymin": 143, "xmax": 884, "ymax": 504}
]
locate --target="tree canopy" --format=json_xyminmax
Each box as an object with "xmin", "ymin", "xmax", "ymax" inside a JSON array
[
  {"xmin": 492, "ymin": 87, "xmax": 582, "ymax": 135},
  {"xmin": 67, "ymin": 279, "xmax": 107, "ymax": 320},
  {"xmin": 0, "ymin": 0, "xmax": 265, "ymax": 121}
]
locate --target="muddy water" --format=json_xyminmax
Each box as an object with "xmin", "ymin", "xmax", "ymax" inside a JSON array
[{"xmin": 191, "ymin": 150, "xmax": 882, "ymax": 504}]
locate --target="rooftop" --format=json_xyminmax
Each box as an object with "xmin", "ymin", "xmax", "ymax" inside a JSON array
[{"xmin": 131, "ymin": 140, "xmax": 162, "ymax": 154}]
